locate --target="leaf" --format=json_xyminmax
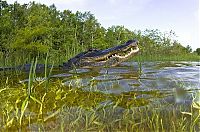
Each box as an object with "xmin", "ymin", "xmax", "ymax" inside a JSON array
[
  {"xmin": 193, "ymin": 102, "xmax": 200, "ymax": 110},
  {"xmin": 181, "ymin": 112, "xmax": 192, "ymax": 116},
  {"xmin": 0, "ymin": 88, "xmax": 7, "ymax": 93},
  {"xmin": 19, "ymin": 97, "xmax": 29, "ymax": 126},
  {"xmin": 93, "ymin": 121, "xmax": 103, "ymax": 126},
  {"xmin": 44, "ymin": 109, "xmax": 60, "ymax": 122},
  {"xmin": 5, "ymin": 118, "xmax": 14, "ymax": 127},
  {"xmin": 39, "ymin": 93, "xmax": 47, "ymax": 115},
  {"xmin": 30, "ymin": 95, "xmax": 42, "ymax": 104}
]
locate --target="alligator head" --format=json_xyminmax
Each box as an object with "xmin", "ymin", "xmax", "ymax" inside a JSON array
[{"xmin": 62, "ymin": 39, "xmax": 139, "ymax": 69}]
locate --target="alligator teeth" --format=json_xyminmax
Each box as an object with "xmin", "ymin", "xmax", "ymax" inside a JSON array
[
  {"xmin": 114, "ymin": 47, "xmax": 139, "ymax": 59},
  {"xmin": 133, "ymin": 47, "xmax": 139, "ymax": 52},
  {"xmin": 109, "ymin": 47, "xmax": 139, "ymax": 59}
]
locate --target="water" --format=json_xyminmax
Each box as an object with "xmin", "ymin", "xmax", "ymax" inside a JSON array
[
  {"xmin": 52, "ymin": 61, "xmax": 199, "ymax": 104},
  {"xmin": 0, "ymin": 61, "xmax": 199, "ymax": 130},
  {"xmin": 18, "ymin": 61, "xmax": 199, "ymax": 107}
]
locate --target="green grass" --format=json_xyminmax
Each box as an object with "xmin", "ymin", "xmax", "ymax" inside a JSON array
[
  {"xmin": 0, "ymin": 54, "xmax": 199, "ymax": 131},
  {"xmin": 133, "ymin": 54, "xmax": 200, "ymax": 62},
  {"xmin": 0, "ymin": 72, "xmax": 199, "ymax": 131}
]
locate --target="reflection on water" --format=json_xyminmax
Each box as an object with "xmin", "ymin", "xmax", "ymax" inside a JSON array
[
  {"xmin": 16, "ymin": 61, "xmax": 200, "ymax": 107},
  {"xmin": 58, "ymin": 61, "xmax": 199, "ymax": 104}
]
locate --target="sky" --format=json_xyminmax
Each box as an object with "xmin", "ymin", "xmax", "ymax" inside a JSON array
[{"xmin": 7, "ymin": 0, "xmax": 199, "ymax": 50}]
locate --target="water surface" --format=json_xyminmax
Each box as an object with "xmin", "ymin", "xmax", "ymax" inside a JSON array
[
  {"xmin": 55, "ymin": 61, "xmax": 199, "ymax": 103},
  {"xmin": 0, "ymin": 61, "xmax": 199, "ymax": 131}
]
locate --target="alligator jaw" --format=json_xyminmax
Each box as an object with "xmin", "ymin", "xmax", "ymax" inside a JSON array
[
  {"xmin": 92, "ymin": 44, "xmax": 139, "ymax": 62},
  {"xmin": 62, "ymin": 39, "xmax": 140, "ymax": 69},
  {"xmin": 113, "ymin": 47, "xmax": 139, "ymax": 59},
  {"xmin": 84, "ymin": 40, "xmax": 139, "ymax": 62},
  {"xmin": 80, "ymin": 40, "xmax": 139, "ymax": 67}
]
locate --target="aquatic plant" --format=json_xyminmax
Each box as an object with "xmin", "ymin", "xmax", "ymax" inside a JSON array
[{"xmin": 0, "ymin": 73, "xmax": 199, "ymax": 131}]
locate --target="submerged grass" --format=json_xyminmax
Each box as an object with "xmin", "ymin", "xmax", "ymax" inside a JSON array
[
  {"xmin": 0, "ymin": 55, "xmax": 199, "ymax": 131},
  {"xmin": 0, "ymin": 71, "xmax": 199, "ymax": 131}
]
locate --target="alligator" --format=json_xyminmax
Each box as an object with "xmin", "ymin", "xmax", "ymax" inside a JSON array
[{"xmin": 0, "ymin": 39, "xmax": 139, "ymax": 72}]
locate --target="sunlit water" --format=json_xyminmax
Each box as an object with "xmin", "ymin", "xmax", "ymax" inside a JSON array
[{"xmin": 52, "ymin": 61, "xmax": 199, "ymax": 105}]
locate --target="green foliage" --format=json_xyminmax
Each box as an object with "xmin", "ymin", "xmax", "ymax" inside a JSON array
[
  {"xmin": 0, "ymin": 1, "xmax": 198, "ymax": 66},
  {"xmin": 195, "ymin": 48, "xmax": 200, "ymax": 55}
]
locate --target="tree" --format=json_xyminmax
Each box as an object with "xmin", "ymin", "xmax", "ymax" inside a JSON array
[
  {"xmin": 0, "ymin": 1, "xmax": 198, "ymax": 65},
  {"xmin": 0, "ymin": 1, "xmax": 14, "ymax": 65},
  {"xmin": 195, "ymin": 48, "xmax": 200, "ymax": 55},
  {"xmin": 11, "ymin": 2, "xmax": 51, "ymax": 59},
  {"xmin": 185, "ymin": 45, "xmax": 192, "ymax": 53}
]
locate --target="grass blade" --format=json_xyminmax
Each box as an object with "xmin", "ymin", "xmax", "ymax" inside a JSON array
[{"xmin": 20, "ymin": 96, "xmax": 29, "ymax": 126}]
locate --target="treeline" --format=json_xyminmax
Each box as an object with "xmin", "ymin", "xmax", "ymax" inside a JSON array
[{"xmin": 0, "ymin": 1, "xmax": 198, "ymax": 66}]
